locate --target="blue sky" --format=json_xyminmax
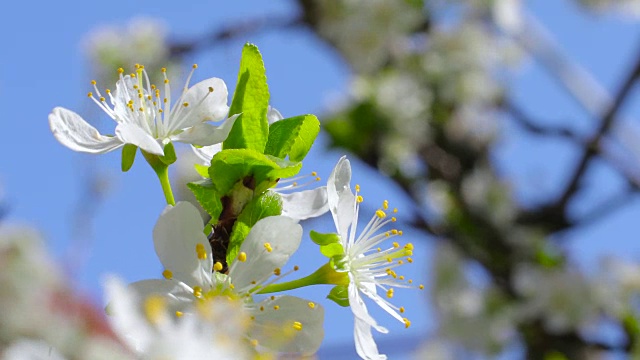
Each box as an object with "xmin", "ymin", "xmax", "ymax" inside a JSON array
[{"xmin": 1, "ymin": 0, "xmax": 640, "ymax": 358}]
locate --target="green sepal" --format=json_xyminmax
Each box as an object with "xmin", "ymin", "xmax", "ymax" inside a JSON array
[
  {"xmin": 121, "ymin": 144, "xmax": 138, "ymax": 172},
  {"xmin": 187, "ymin": 179, "xmax": 223, "ymax": 220},
  {"xmin": 327, "ymin": 285, "xmax": 350, "ymax": 307},
  {"xmin": 209, "ymin": 149, "xmax": 301, "ymax": 196},
  {"xmin": 158, "ymin": 142, "xmax": 177, "ymax": 165},
  {"xmin": 194, "ymin": 163, "xmax": 209, "ymax": 178},
  {"xmin": 227, "ymin": 191, "xmax": 283, "ymax": 266},
  {"xmin": 224, "ymin": 43, "xmax": 270, "ymax": 152},
  {"xmin": 310, "ymin": 231, "xmax": 341, "ymax": 246},
  {"xmin": 321, "ymin": 243, "xmax": 345, "ymax": 259},
  {"xmin": 264, "ymin": 114, "xmax": 320, "ymax": 162},
  {"xmin": 203, "ymin": 223, "xmax": 213, "ymax": 237}
]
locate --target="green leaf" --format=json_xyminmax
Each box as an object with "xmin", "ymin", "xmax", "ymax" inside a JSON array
[
  {"xmin": 320, "ymin": 243, "xmax": 345, "ymax": 259},
  {"xmin": 121, "ymin": 144, "xmax": 137, "ymax": 172},
  {"xmin": 194, "ymin": 163, "xmax": 209, "ymax": 178},
  {"xmin": 264, "ymin": 115, "xmax": 320, "ymax": 161},
  {"xmin": 187, "ymin": 179, "xmax": 223, "ymax": 220},
  {"xmin": 158, "ymin": 142, "xmax": 177, "ymax": 165},
  {"xmin": 209, "ymin": 149, "xmax": 301, "ymax": 196},
  {"xmin": 310, "ymin": 231, "xmax": 341, "ymax": 246},
  {"xmin": 327, "ymin": 285, "xmax": 350, "ymax": 307},
  {"xmin": 224, "ymin": 43, "xmax": 270, "ymax": 152},
  {"xmin": 227, "ymin": 192, "xmax": 283, "ymax": 265}
]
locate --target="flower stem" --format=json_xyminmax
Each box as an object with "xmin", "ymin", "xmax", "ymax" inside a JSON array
[
  {"xmin": 258, "ymin": 262, "xmax": 349, "ymax": 294},
  {"xmin": 142, "ymin": 150, "xmax": 176, "ymax": 206}
]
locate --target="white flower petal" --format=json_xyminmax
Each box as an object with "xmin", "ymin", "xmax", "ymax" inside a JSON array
[
  {"xmin": 192, "ymin": 143, "xmax": 222, "ymax": 166},
  {"xmin": 171, "ymin": 114, "xmax": 238, "ymax": 146},
  {"xmin": 153, "ymin": 202, "xmax": 213, "ymax": 285},
  {"xmin": 349, "ymin": 282, "xmax": 388, "ymax": 334},
  {"xmin": 171, "ymin": 77, "xmax": 229, "ymax": 131},
  {"xmin": 327, "ymin": 156, "xmax": 356, "ymax": 239},
  {"xmin": 128, "ymin": 279, "xmax": 194, "ymax": 305},
  {"xmin": 250, "ymin": 295, "xmax": 325, "ymax": 355},
  {"xmin": 3, "ymin": 339, "xmax": 67, "ymax": 360},
  {"xmin": 354, "ymin": 317, "xmax": 387, "ymax": 360},
  {"xmin": 104, "ymin": 276, "xmax": 153, "ymax": 353},
  {"xmin": 359, "ymin": 281, "xmax": 404, "ymax": 323},
  {"xmin": 49, "ymin": 107, "xmax": 123, "ymax": 154},
  {"xmin": 267, "ymin": 106, "xmax": 283, "ymax": 124},
  {"xmin": 228, "ymin": 216, "xmax": 302, "ymax": 291},
  {"xmin": 279, "ymin": 187, "xmax": 329, "ymax": 220},
  {"xmin": 115, "ymin": 122, "xmax": 164, "ymax": 155}
]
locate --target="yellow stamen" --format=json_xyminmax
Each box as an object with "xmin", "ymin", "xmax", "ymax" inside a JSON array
[
  {"xmin": 162, "ymin": 269, "xmax": 173, "ymax": 280},
  {"xmin": 264, "ymin": 243, "xmax": 273, "ymax": 253},
  {"xmin": 238, "ymin": 252, "xmax": 247, "ymax": 262},
  {"xmin": 293, "ymin": 321, "xmax": 303, "ymax": 331},
  {"xmin": 213, "ymin": 262, "xmax": 223, "ymax": 272}
]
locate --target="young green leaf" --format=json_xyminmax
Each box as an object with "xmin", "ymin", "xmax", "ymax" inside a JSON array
[
  {"xmin": 224, "ymin": 43, "xmax": 270, "ymax": 152},
  {"xmin": 264, "ymin": 114, "xmax": 320, "ymax": 162},
  {"xmin": 226, "ymin": 191, "xmax": 283, "ymax": 265},
  {"xmin": 187, "ymin": 179, "xmax": 223, "ymax": 220},
  {"xmin": 209, "ymin": 148, "xmax": 301, "ymax": 196}
]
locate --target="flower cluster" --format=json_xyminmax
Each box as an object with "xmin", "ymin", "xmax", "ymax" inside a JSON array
[{"xmin": 42, "ymin": 43, "xmax": 421, "ymax": 359}]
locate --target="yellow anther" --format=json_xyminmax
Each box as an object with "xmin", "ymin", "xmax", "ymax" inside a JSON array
[
  {"xmin": 175, "ymin": 311, "xmax": 183, "ymax": 317},
  {"xmin": 399, "ymin": 230, "xmax": 403, "ymax": 235},
  {"xmin": 182, "ymin": 102, "xmax": 189, "ymax": 107},
  {"xmin": 105, "ymin": 89, "xmax": 111, "ymax": 94},
  {"xmin": 162, "ymin": 269, "xmax": 173, "ymax": 280},
  {"xmin": 250, "ymin": 339, "xmax": 259, "ymax": 347},
  {"xmin": 139, "ymin": 108, "xmax": 144, "ymax": 112},
  {"xmin": 238, "ymin": 252, "xmax": 247, "ymax": 262},
  {"xmin": 151, "ymin": 84, "xmax": 156, "ymax": 90},
  {"xmin": 308, "ymin": 302, "xmax": 316, "ymax": 309},
  {"xmin": 133, "ymin": 85, "xmax": 139, "ymax": 89},
  {"xmin": 161, "ymin": 67, "xmax": 167, "ymax": 73},
  {"xmin": 399, "ymin": 275, "xmax": 405, "ymax": 280},
  {"xmin": 229, "ymin": 283, "xmax": 235, "ymax": 289},
  {"xmin": 393, "ymin": 208, "xmax": 398, "ymax": 213},
  {"xmin": 274, "ymin": 268, "xmax": 281, "ymax": 276},
  {"xmin": 377, "ymin": 247, "xmax": 382, "ymax": 252},
  {"xmin": 196, "ymin": 243, "xmax": 205, "ymax": 252},
  {"xmin": 208, "ymin": 86, "xmax": 214, "ymax": 92},
  {"xmin": 143, "ymin": 295, "xmax": 166, "ymax": 324},
  {"xmin": 315, "ymin": 177, "xmax": 321, "ymax": 181},
  {"xmin": 357, "ymin": 195, "xmax": 364, "ymax": 203},
  {"xmin": 403, "ymin": 318, "xmax": 411, "ymax": 328},
  {"xmin": 398, "ymin": 260, "xmax": 404, "ymax": 265},
  {"xmin": 164, "ymin": 79, "xmax": 169, "ymax": 84},
  {"xmin": 386, "ymin": 289, "xmax": 394, "ymax": 298},
  {"xmin": 251, "ymin": 280, "xmax": 257, "ymax": 285},
  {"xmin": 87, "ymin": 92, "xmax": 93, "ymax": 98},
  {"xmin": 407, "ymin": 257, "xmax": 413, "ymax": 263},
  {"xmin": 270, "ymin": 296, "xmax": 276, "ymax": 300},
  {"xmin": 293, "ymin": 321, "xmax": 303, "ymax": 331},
  {"xmin": 311, "ymin": 171, "xmax": 318, "ymax": 176},
  {"xmin": 294, "ymin": 265, "xmax": 300, "ymax": 271},
  {"xmin": 391, "ymin": 229, "xmax": 399, "ymax": 235},
  {"xmin": 419, "ymin": 284, "xmax": 424, "ymax": 290},
  {"xmin": 406, "ymin": 250, "xmax": 413, "ymax": 257},
  {"xmin": 391, "ymin": 217, "xmax": 397, "ymax": 222},
  {"xmin": 399, "ymin": 307, "xmax": 405, "ymax": 313},
  {"xmin": 117, "ymin": 68, "xmax": 124, "ymax": 74},
  {"xmin": 393, "ymin": 242, "xmax": 400, "ymax": 248},
  {"xmin": 192, "ymin": 64, "xmax": 198, "ymax": 69},
  {"xmin": 405, "ymin": 243, "xmax": 414, "ymax": 250},
  {"xmin": 383, "ymin": 200, "xmax": 389, "ymax": 210},
  {"xmin": 138, "ymin": 93, "xmax": 143, "ymax": 98},
  {"xmin": 90, "ymin": 80, "xmax": 97, "ymax": 85},
  {"xmin": 387, "ymin": 257, "xmax": 393, "ymax": 263},
  {"xmin": 260, "ymin": 306, "xmax": 265, "ymax": 311},
  {"xmin": 408, "ymin": 279, "xmax": 413, "ymax": 284},
  {"xmin": 376, "ymin": 210, "xmax": 387, "ymax": 218},
  {"xmin": 273, "ymin": 305, "xmax": 280, "ymax": 310},
  {"xmin": 213, "ymin": 262, "xmax": 223, "ymax": 272},
  {"xmin": 135, "ymin": 64, "xmax": 141, "ymax": 69},
  {"xmin": 193, "ymin": 286, "xmax": 203, "ymax": 297},
  {"xmin": 264, "ymin": 243, "xmax": 273, "ymax": 253},
  {"xmin": 99, "ymin": 97, "xmax": 105, "ymax": 102},
  {"xmin": 130, "ymin": 73, "xmax": 136, "ymax": 78},
  {"xmin": 250, "ymin": 316, "xmax": 255, "ymax": 321},
  {"xmin": 355, "ymin": 184, "xmax": 361, "ymax": 192}
]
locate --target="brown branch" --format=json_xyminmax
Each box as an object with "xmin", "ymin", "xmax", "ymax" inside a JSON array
[{"xmin": 555, "ymin": 46, "xmax": 640, "ymax": 210}]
